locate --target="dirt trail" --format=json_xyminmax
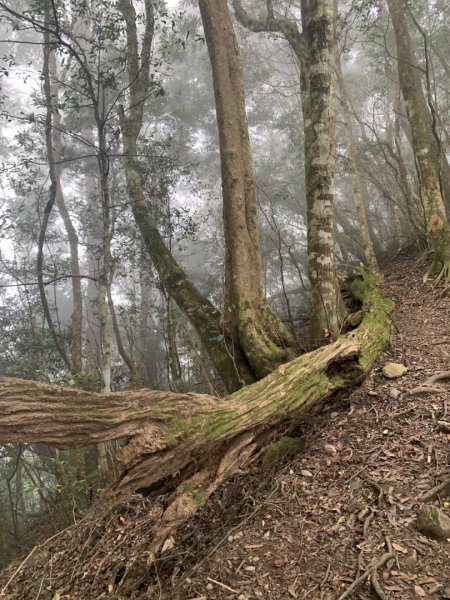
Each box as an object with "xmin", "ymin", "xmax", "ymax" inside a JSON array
[
  {"xmin": 1, "ymin": 256, "xmax": 449, "ymax": 599},
  {"xmin": 175, "ymin": 256, "xmax": 450, "ymax": 600}
]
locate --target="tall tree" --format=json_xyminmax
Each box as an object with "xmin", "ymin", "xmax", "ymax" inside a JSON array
[
  {"xmin": 387, "ymin": 0, "xmax": 450, "ymax": 279},
  {"xmin": 335, "ymin": 38, "xmax": 379, "ymax": 273},
  {"xmin": 38, "ymin": 10, "xmax": 78, "ymax": 375},
  {"xmin": 233, "ymin": 0, "xmax": 345, "ymax": 345},
  {"xmin": 117, "ymin": 0, "xmax": 255, "ymax": 391},
  {"xmin": 198, "ymin": 0, "xmax": 295, "ymax": 377},
  {"xmin": 304, "ymin": 0, "xmax": 345, "ymax": 344},
  {"xmin": 46, "ymin": 48, "xmax": 84, "ymax": 374}
]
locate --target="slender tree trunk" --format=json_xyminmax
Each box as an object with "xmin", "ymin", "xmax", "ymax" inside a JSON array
[
  {"xmin": 97, "ymin": 148, "xmax": 113, "ymax": 394},
  {"xmin": 305, "ymin": 0, "xmax": 345, "ymax": 345},
  {"xmin": 164, "ymin": 292, "xmax": 182, "ymax": 390},
  {"xmin": 387, "ymin": 0, "xmax": 450, "ymax": 278},
  {"xmin": 83, "ymin": 165, "xmax": 103, "ymax": 380},
  {"xmin": 335, "ymin": 51, "xmax": 379, "ymax": 272},
  {"xmin": 198, "ymin": 0, "xmax": 296, "ymax": 378},
  {"xmin": 392, "ymin": 93, "xmax": 426, "ymax": 245},
  {"xmin": 117, "ymin": 0, "xmax": 255, "ymax": 392},
  {"xmin": 48, "ymin": 51, "xmax": 83, "ymax": 375},
  {"xmin": 136, "ymin": 265, "xmax": 155, "ymax": 386},
  {"xmin": 39, "ymin": 15, "xmax": 73, "ymax": 374}
]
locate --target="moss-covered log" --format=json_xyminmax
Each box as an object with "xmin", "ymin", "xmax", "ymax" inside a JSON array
[{"xmin": 0, "ymin": 271, "xmax": 392, "ymax": 560}]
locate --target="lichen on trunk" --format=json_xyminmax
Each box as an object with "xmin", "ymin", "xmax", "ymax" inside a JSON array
[{"xmin": 305, "ymin": 0, "xmax": 346, "ymax": 345}]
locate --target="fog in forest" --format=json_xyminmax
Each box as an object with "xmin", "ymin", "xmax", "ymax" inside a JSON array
[{"xmin": 0, "ymin": 1, "xmax": 449, "ymax": 596}]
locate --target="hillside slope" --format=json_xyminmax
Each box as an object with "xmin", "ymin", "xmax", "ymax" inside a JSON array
[{"xmin": 1, "ymin": 256, "xmax": 449, "ymax": 599}]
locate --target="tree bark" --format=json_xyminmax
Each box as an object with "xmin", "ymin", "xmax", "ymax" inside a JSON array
[
  {"xmin": 0, "ymin": 270, "xmax": 392, "ymax": 560},
  {"xmin": 117, "ymin": 0, "xmax": 255, "ymax": 393},
  {"xmin": 232, "ymin": 0, "xmax": 345, "ymax": 345},
  {"xmin": 387, "ymin": 0, "xmax": 450, "ymax": 278},
  {"xmin": 405, "ymin": 10, "xmax": 450, "ymax": 217},
  {"xmin": 198, "ymin": 0, "xmax": 296, "ymax": 378},
  {"xmin": 305, "ymin": 0, "xmax": 345, "ymax": 345}
]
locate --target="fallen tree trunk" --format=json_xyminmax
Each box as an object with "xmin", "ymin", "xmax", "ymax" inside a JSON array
[{"xmin": 0, "ymin": 271, "xmax": 392, "ymax": 560}]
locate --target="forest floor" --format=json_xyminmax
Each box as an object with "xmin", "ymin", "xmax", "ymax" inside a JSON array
[{"xmin": 1, "ymin": 254, "xmax": 450, "ymax": 599}]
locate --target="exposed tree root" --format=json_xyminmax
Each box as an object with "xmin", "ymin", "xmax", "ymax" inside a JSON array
[
  {"xmin": 371, "ymin": 568, "xmax": 390, "ymax": 600},
  {"xmin": 337, "ymin": 550, "xmax": 394, "ymax": 600},
  {"xmin": 425, "ymin": 370, "xmax": 450, "ymax": 385},
  {"xmin": 424, "ymin": 257, "xmax": 450, "ymax": 285},
  {"xmin": 419, "ymin": 476, "xmax": 450, "ymax": 501},
  {"xmin": 434, "ymin": 260, "xmax": 450, "ymax": 284}
]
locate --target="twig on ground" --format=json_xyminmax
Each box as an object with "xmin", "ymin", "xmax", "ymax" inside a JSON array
[
  {"xmin": 336, "ymin": 552, "xmax": 394, "ymax": 600},
  {"xmin": 321, "ymin": 561, "xmax": 332, "ymax": 588},
  {"xmin": 363, "ymin": 511, "xmax": 375, "ymax": 538},
  {"xmin": 0, "ymin": 548, "xmax": 37, "ymax": 599},
  {"xmin": 425, "ymin": 371, "xmax": 450, "ymax": 385},
  {"xmin": 175, "ymin": 484, "xmax": 279, "ymax": 590},
  {"xmin": 344, "ymin": 466, "xmax": 367, "ymax": 484},
  {"xmin": 430, "ymin": 339, "xmax": 450, "ymax": 345},
  {"xmin": 363, "ymin": 475, "xmax": 384, "ymax": 507},
  {"xmin": 0, "ymin": 523, "xmax": 77, "ymax": 597},
  {"xmin": 385, "ymin": 536, "xmax": 395, "ymax": 571},
  {"xmin": 419, "ymin": 476, "xmax": 450, "ymax": 501},
  {"xmin": 371, "ymin": 567, "xmax": 389, "ymax": 600},
  {"xmin": 207, "ymin": 577, "xmax": 239, "ymax": 594}
]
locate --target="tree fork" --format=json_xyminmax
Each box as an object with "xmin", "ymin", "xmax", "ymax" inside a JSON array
[
  {"xmin": 0, "ymin": 271, "xmax": 392, "ymax": 560},
  {"xmin": 199, "ymin": 0, "xmax": 297, "ymax": 377}
]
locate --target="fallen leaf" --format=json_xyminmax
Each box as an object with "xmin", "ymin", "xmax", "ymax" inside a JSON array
[
  {"xmin": 417, "ymin": 577, "xmax": 437, "ymax": 585},
  {"xmin": 324, "ymin": 444, "xmax": 337, "ymax": 455},
  {"xmin": 392, "ymin": 542, "xmax": 408, "ymax": 554},
  {"xmin": 414, "ymin": 585, "xmax": 426, "ymax": 597},
  {"xmin": 161, "ymin": 536, "xmax": 175, "ymax": 553},
  {"xmin": 288, "ymin": 582, "xmax": 298, "ymax": 598},
  {"xmin": 384, "ymin": 585, "xmax": 404, "ymax": 591}
]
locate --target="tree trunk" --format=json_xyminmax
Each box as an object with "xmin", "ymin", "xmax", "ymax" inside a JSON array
[
  {"xmin": 117, "ymin": 0, "xmax": 255, "ymax": 393},
  {"xmin": 38, "ymin": 20, "xmax": 73, "ymax": 375},
  {"xmin": 305, "ymin": 0, "xmax": 345, "ymax": 345},
  {"xmin": 0, "ymin": 270, "xmax": 392, "ymax": 561},
  {"xmin": 233, "ymin": 0, "xmax": 345, "ymax": 345},
  {"xmin": 48, "ymin": 51, "xmax": 83, "ymax": 375},
  {"xmin": 405, "ymin": 15, "xmax": 450, "ymax": 217},
  {"xmin": 335, "ymin": 50, "xmax": 380, "ymax": 272},
  {"xmin": 199, "ymin": 0, "xmax": 296, "ymax": 378},
  {"xmin": 387, "ymin": 0, "xmax": 450, "ymax": 278}
]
